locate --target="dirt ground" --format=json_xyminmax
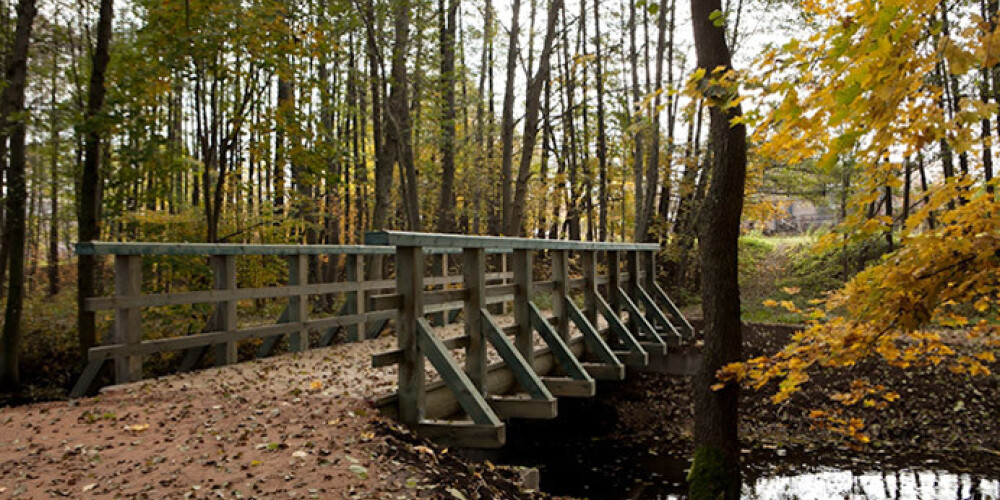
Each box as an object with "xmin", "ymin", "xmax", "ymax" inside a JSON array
[{"xmin": 0, "ymin": 318, "xmax": 555, "ymax": 500}]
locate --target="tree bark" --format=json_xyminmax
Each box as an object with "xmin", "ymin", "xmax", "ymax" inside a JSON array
[
  {"xmin": 48, "ymin": 37, "xmax": 59, "ymax": 296},
  {"xmin": 688, "ymin": 0, "xmax": 747, "ymax": 498},
  {"xmin": 506, "ymin": 0, "xmax": 562, "ymax": 237},
  {"xmin": 1, "ymin": 0, "xmax": 36, "ymax": 393},
  {"xmin": 499, "ymin": 0, "xmax": 522, "ymax": 234},
  {"xmin": 76, "ymin": 0, "xmax": 113, "ymax": 360},
  {"xmin": 592, "ymin": 0, "xmax": 608, "ymax": 241},
  {"xmin": 436, "ymin": 0, "xmax": 459, "ymax": 233}
]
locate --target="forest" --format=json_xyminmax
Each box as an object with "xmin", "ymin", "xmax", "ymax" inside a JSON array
[{"xmin": 1, "ymin": 0, "xmax": 1000, "ymax": 498}]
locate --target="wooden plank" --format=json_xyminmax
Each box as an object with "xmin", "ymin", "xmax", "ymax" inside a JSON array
[
  {"xmin": 113, "ymin": 255, "xmax": 143, "ymax": 384},
  {"xmin": 618, "ymin": 285, "xmax": 667, "ymax": 348},
  {"xmin": 417, "ymin": 318, "xmax": 501, "ymax": 426},
  {"xmin": 487, "ymin": 396, "xmax": 557, "ymax": 420},
  {"xmin": 365, "ymin": 231, "xmax": 661, "ymax": 251},
  {"xmin": 529, "ymin": 302, "xmax": 592, "ymax": 382},
  {"xmin": 607, "ymin": 251, "xmax": 622, "ymax": 314},
  {"xmin": 91, "ymin": 322, "xmax": 302, "ymax": 361},
  {"xmin": 212, "ymin": 255, "xmax": 238, "ymax": 366},
  {"xmin": 485, "ymin": 283, "xmax": 517, "ymax": 298},
  {"xmin": 566, "ymin": 297, "xmax": 622, "ymax": 368},
  {"xmin": 76, "ymin": 241, "xmax": 515, "ymax": 257},
  {"xmin": 653, "ymin": 282, "xmax": 696, "ymax": 339},
  {"xmin": 511, "ymin": 249, "xmax": 533, "ymax": 366},
  {"xmin": 540, "ymin": 377, "xmax": 595, "ymax": 398},
  {"xmin": 612, "ymin": 349, "xmax": 649, "ymax": 367},
  {"xmin": 85, "ymin": 280, "xmax": 366, "ymax": 312},
  {"xmin": 69, "ymin": 359, "xmax": 107, "ymax": 398},
  {"xmin": 417, "ymin": 421, "xmax": 505, "ymax": 449},
  {"xmin": 483, "ymin": 311, "xmax": 553, "ymax": 401},
  {"xmin": 532, "ymin": 280, "xmax": 555, "ymax": 293},
  {"xmin": 463, "ymin": 248, "xmax": 487, "ymax": 390},
  {"xmin": 568, "ymin": 277, "xmax": 585, "ymax": 289},
  {"xmin": 626, "ymin": 251, "xmax": 642, "ymax": 334},
  {"xmin": 346, "ymin": 254, "xmax": 365, "ymax": 342},
  {"xmin": 397, "ymin": 246, "xmax": 426, "ymax": 427},
  {"xmin": 287, "ymin": 254, "xmax": 309, "ymax": 352},
  {"xmin": 581, "ymin": 362, "xmax": 625, "ymax": 381},
  {"xmin": 424, "ymin": 288, "xmax": 469, "ymax": 306},
  {"xmin": 551, "ymin": 250, "xmax": 569, "ymax": 341},
  {"xmin": 256, "ymin": 306, "xmax": 290, "ymax": 358},
  {"xmin": 319, "ymin": 301, "xmax": 352, "ymax": 346}
]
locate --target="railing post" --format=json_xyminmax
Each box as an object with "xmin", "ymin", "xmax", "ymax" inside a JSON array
[
  {"xmin": 645, "ymin": 249, "xmax": 659, "ymax": 325},
  {"xmin": 288, "ymin": 253, "xmax": 309, "ymax": 352},
  {"xmin": 511, "ymin": 249, "xmax": 534, "ymax": 365},
  {"xmin": 463, "ymin": 247, "xmax": 487, "ymax": 390},
  {"xmin": 432, "ymin": 254, "xmax": 447, "ymax": 326},
  {"xmin": 551, "ymin": 250, "xmax": 570, "ymax": 341},
  {"xmin": 212, "ymin": 255, "xmax": 238, "ymax": 365},
  {"xmin": 626, "ymin": 250, "xmax": 641, "ymax": 333},
  {"xmin": 397, "ymin": 246, "xmax": 426, "ymax": 427},
  {"xmin": 113, "ymin": 254, "xmax": 142, "ymax": 384},
  {"xmin": 581, "ymin": 250, "xmax": 599, "ymax": 326},
  {"xmin": 607, "ymin": 250, "xmax": 622, "ymax": 315},
  {"xmin": 346, "ymin": 254, "xmax": 365, "ymax": 342}
]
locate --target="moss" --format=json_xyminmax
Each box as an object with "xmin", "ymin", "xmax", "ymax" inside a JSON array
[{"xmin": 687, "ymin": 445, "xmax": 739, "ymax": 500}]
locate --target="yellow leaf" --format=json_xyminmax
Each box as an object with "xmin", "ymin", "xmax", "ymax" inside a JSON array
[{"xmin": 124, "ymin": 423, "xmax": 149, "ymax": 433}]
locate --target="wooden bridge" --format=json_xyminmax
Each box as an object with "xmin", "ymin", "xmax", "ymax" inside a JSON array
[{"xmin": 71, "ymin": 232, "xmax": 695, "ymax": 448}]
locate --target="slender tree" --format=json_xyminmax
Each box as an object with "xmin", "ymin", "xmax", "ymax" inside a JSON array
[
  {"xmin": 688, "ymin": 0, "xmax": 747, "ymax": 497},
  {"xmin": 0, "ymin": 0, "xmax": 37, "ymax": 393}
]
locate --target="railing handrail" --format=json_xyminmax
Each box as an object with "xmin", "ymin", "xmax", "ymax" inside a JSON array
[
  {"xmin": 75, "ymin": 241, "xmax": 513, "ymax": 256},
  {"xmin": 365, "ymin": 230, "xmax": 661, "ymax": 251}
]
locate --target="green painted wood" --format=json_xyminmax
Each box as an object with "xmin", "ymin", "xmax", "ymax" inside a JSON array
[
  {"xmin": 69, "ymin": 359, "xmax": 107, "ymax": 398},
  {"xmin": 528, "ymin": 302, "xmax": 592, "ymax": 382},
  {"xmin": 416, "ymin": 318, "xmax": 501, "ymax": 426},
  {"xmin": 565, "ymin": 297, "xmax": 622, "ymax": 368},
  {"xmin": 596, "ymin": 293, "xmax": 646, "ymax": 356},
  {"xmin": 365, "ymin": 231, "xmax": 661, "ymax": 251},
  {"xmin": 653, "ymin": 282, "xmax": 696, "ymax": 338},
  {"xmin": 75, "ymin": 241, "xmax": 513, "ymax": 257},
  {"xmin": 482, "ymin": 311, "xmax": 553, "ymax": 401},
  {"xmin": 618, "ymin": 286, "xmax": 667, "ymax": 348},
  {"xmin": 637, "ymin": 285, "xmax": 682, "ymax": 342}
]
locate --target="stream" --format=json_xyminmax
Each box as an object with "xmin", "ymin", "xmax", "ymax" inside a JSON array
[{"xmin": 469, "ymin": 389, "xmax": 1000, "ymax": 500}]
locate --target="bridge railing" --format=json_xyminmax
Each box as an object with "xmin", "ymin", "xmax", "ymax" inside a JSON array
[
  {"xmin": 363, "ymin": 231, "xmax": 695, "ymax": 447},
  {"xmin": 70, "ymin": 241, "xmax": 513, "ymax": 397}
]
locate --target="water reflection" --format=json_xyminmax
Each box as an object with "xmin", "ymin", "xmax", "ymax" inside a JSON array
[{"xmin": 741, "ymin": 469, "xmax": 999, "ymax": 500}]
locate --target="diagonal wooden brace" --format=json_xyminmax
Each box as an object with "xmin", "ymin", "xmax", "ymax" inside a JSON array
[
  {"xmin": 653, "ymin": 282, "xmax": 696, "ymax": 339},
  {"xmin": 483, "ymin": 310, "xmax": 554, "ymax": 401},
  {"xmin": 565, "ymin": 297, "xmax": 622, "ymax": 368},
  {"xmin": 416, "ymin": 318, "xmax": 501, "ymax": 427},
  {"xmin": 528, "ymin": 302, "xmax": 593, "ymax": 382},
  {"xmin": 618, "ymin": 286, "xmax": 668, "ymax": 352},
  {"xmin": 596, "ymin": 293, "xmax": 648, "ymax": 366},
  {"xmin": 636, "ymin": 285, "xmax": 683, "ymax": 343}
]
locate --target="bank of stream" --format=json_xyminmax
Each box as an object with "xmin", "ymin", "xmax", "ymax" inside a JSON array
[{"xmin": 469, "ymin": 323, "xmax": 1000, "ymax": 499}]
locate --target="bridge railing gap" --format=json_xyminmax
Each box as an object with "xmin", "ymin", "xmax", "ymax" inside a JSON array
[{"xmin": 71, "ymin": 235, "xmax": 696, "ymax": 448}]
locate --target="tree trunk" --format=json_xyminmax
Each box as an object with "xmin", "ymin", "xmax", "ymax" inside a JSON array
[
  {"xmin": 628, "ymin": 0, "xmax": 644, "ymax": 240},
  {"xmin": 48, "ymin": 39, "xmax": 59, "ymax": 296},
  {"xmin": 384, "ymin": 0, "xmax": 419, "ymax": 231},
  {"xmin": 506, "ymin": 0, "xmax": 562, "ymax": 237},
  {"xmin": 436, "ymin": 0, "xmax": 459, "ymax": 233},
  {"xmin": 592, "ymin": 0, "xmax": 608, "ymax": 241},
  {"xmin": 76, "ymin": 0, "xmax": 113, "ymax": 360},
  {"xmin": 499, "ymin": 0, "xmax": 522, "ymax": 234},
  {"xmin": 1, "ymin": 0, "xmax": 36, "ymax": 393},
  {"xmin": 688, "ymin": 0, "xmax": 747, "ymax": 498}
]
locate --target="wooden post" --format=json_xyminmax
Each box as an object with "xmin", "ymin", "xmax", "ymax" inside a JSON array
[
  {"xmin": 212, "ymin": 255, "xmax": 238, "ymax": 365},
  {"xmin": 432, "ymin": 254, "xmax": 447, "ymax": 326},
  {"xmin": 644, "ymin": 249, "xmax": 659, "ymax": 326},
  {"xmin": 626, "ymin": 250, "xmax": 641, "ymax": 333},
  {"xmin": 397, "ymin": 246, "xmax": 426, "ymax": 427},
  {"xmin": 551, "ymin": 250, "xmax": 570, "ymax": 341},
  {"xmin": 511, "ymin": 249, "xmax": 534, "ymax": 365},
  {"xmin": 288, "ymin": 254, "xmax": 309, "ymax": 352},
  {"xmin": 581, "ymin": 250, "xmax": 599, "ymax": 327},
  {"xmin": 463, "ymin": 248, "xmax": 487, "ymax": 390},
  {"xmin": 113, "ymin": 255, "xmax": 142, "ymax": 384},
  {"xmin": 346, "ymin": 254, "xmax": 365, "ymax": 342},
  {"xmin": 607, "ymin": 250, "xmax": 622, "ymax": 314}
]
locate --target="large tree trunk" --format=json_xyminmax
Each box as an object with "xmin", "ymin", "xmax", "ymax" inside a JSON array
[
  {"xmin": 48, "ymin": 39, "xmax": 59, "ymax": 296},
  {"xmin": 498, "ymin": 0, "xmax": 522, "ymax": 234},
  {"xmin": 436, "ymin": 0, "xmax": 459, "ymax": 233},
  {"xmin": 506, "ymin": 0, "xmax": 562, "ymax": 237},
  {"xmin": 385, "ymin": 0, "xmax": 419, "ymax": 231},
  {"xmin": 1, "ymin": 0, "xmax": 36, "ymax": 393},
  {"xmin": 76, "ymin": 0, "xmax": 113, "ymax": 360},
  {"xmin": 628, "ymin": 0, "xmax": 644, "ymax": 240},
  {"xmin": 688, "ymin": 0, "xmax": 747, "ymax": 498}
]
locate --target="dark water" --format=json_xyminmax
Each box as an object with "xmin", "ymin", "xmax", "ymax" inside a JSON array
[{"xmin": 473, "ymin": 395, "xmax": 1000, "ymax": 500}]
